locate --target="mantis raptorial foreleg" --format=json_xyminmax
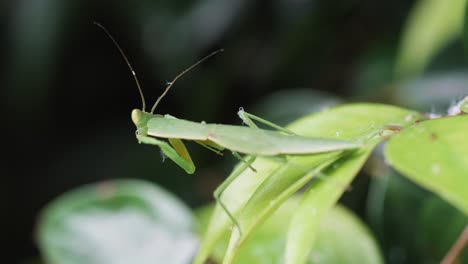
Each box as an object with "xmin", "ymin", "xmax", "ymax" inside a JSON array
[
  {"xmin": 237, "ymin": 108, "xmax": 296, "ymax": 135},
  {"xmin": 136, "ymin": 135, "xmax": 196, "ymax": 174}
]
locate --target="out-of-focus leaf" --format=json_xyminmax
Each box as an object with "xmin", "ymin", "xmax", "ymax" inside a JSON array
[
  {"xmin": 367, "ymin": 168, "xmax": 434, "ymax": 263},
  {"xmin": 36, "ymin": 179, "xmax": 197, "ymax": 264},
  {"xmin": 308, "ymin": 205, "xmax": 383, "ymax": 264},
  {"xmin": 195, "ymin": 199, "xmax": 383, "ymax": 264},
  {"xmin": 142, "ymin": 0, "xmax": 247, "ymax": 73},
  {"xmin": 464, "ymin": 0, "xmax": 468, "ymax": 55},
  {"xmin": 385, "ymin": 115, "xmax": 468, "ymax": 216},
  {"xmin": 417, "ymin": 196, "xmax": 468, "ymax": 262},
  {"xmin": 460, "ymin": 96, "xmax": 468, "ymax": 113},
  {"xmin": 367, "ymin": 170, "xmax": 468, "ymax": 264},
  {"xmin": 351, "ymin": 46, "xmax": 396, "ymax": 99},
  {"xmin": 390, "ymin": 72, "xmax": 468, "ymax": 113},
  {"xmin": 6, "ymin": 0, "xmax": 75, "ymax": 114},
  {"xmin": 395, "ymin": 0, "xmax": 467, "ymax": 78},
  {"xmin": 194, "ymin": 103, "xmax": 422, "ymax": 264}
]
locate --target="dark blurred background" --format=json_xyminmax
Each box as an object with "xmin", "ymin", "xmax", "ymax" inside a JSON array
[{"xmin": 2, "ymin": 0, "xmax": 468, "ymax": 263}]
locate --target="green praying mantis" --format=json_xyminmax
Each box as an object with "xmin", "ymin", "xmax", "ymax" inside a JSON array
[{"xmin": 96, "ymin": 22, "xmax": 361, "ymax": 226}]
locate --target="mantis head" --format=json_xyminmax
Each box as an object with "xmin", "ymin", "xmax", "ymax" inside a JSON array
[{"xmin": 131, "ymin": 109, "xmax": 153, "ymax": 130}]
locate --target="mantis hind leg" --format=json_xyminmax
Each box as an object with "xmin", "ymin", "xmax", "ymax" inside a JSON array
[
  {"xmin": 214, "ymin": 155, "xmax": 256, "ymax": 235},
  {"xmin": 237, "ymin": 108, "xmax": 295, "ymax": 135}
]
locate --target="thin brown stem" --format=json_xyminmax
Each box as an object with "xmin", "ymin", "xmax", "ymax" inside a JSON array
[{"xmin": 441, "ymin": 225, "xmax": 468, "ymax": 264}]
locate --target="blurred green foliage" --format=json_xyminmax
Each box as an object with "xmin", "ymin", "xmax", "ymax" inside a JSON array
[
  {"xmin": 36, "ymin": 180, "xmax": 384, "ymax": 264},
  {"xmin": 37, "ymin": 179, "xmax": 197, "ymax": 264},
  {"xmin": 196, "ymin": 197, "xmax": 384, "ymax": 264},
  {"xmin": 2, "ymin": 0, "xmax": 468, "ymax": 263}
]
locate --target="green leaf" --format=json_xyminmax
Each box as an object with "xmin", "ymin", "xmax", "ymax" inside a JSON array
[
  {"xmin": 385, "ymin": 115, "xmax": 468, "ymax": 216},
  {"xmin": 196, "ymin": 199, "xmax": 383, "ymax": 264},
  {"xmin": 36, "ymin": 179, "xmax": 197, "ymax": 264},
  {"xmin": 195, "ymin": 150, "xmax": 346, "ymax": 264},
  {"xmin": 395, "ymin": 0, "xmax": 467, "ymax": 78},
  {"xmin": 195, "ymin": 103, "xmax": 421, "ymax": 264},
  {"xmin": 309, "ymin": 205, "xmax": 384, "ymax": 264},
  {"xmin": 285, "ymin": 147, "xmax": 374, "ymax": 264}
]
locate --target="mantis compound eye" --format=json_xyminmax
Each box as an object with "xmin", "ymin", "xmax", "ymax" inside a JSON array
[{"xmin": 131, "ymin": 109, "xmax": 143, "ymax": 126}]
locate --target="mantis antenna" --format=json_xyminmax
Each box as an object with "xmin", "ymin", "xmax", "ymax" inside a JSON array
[
  {"xmin": 149, "ymin": 48, "xmax": 224, "ymax": 114},
  {"xmin": 94, "ymin": 22, "xmax": 223, "ymax": 114},
  {"xmin": 94, "ymin": 22, "xmax": 147, "ymax": 112}
]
